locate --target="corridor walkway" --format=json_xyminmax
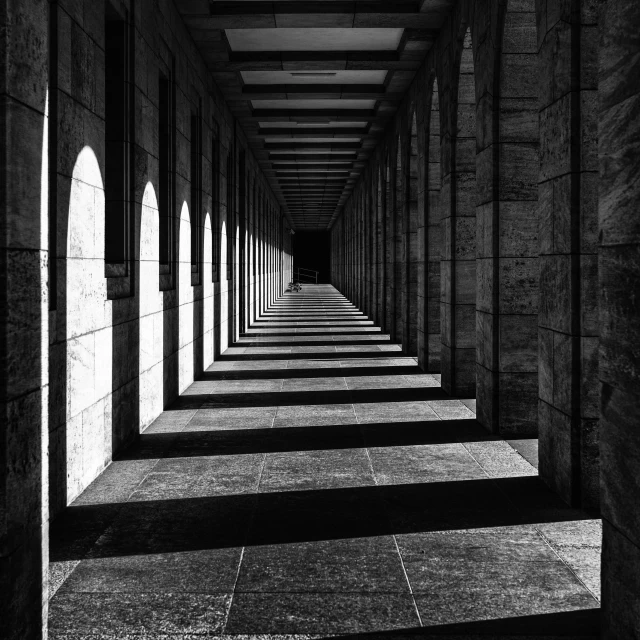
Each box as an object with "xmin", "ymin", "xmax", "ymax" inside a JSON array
[{"xmin": 49, "ymin": 285, "xmax": 601, "ymax": 638}]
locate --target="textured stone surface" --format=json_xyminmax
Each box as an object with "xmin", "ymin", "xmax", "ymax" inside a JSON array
[
  {"xmin": 45, "ymin": 0, "xmax": 291, "ymax": 522},
  {"xmin": 1, "ymin": 1, "xmax": 50, "ymax": 638},
  {"xmin": 8, "ymin": 0, "xmax": 640, "ymax": 636},
  {"xmin": 599, "ymin": 0, "xmax": 640, "ymax": 634},
  {"xmin": 47, "ymin": 286, "xmax": 601, "ymax": 637}
]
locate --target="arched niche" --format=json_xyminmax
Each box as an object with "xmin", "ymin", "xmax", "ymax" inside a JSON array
[
  {"xmin": 202, "ymin": 211, "xmax": 214, "ymax": 369},
  {"xmin": 219, "ymin": 217, "xmax": 230, "ymax": 353},
  {"xmin": 65, "ymin": 146, "xmax": 112, "ymax": 503},
  {"xmin": 178, "ymin": 201, "xmax": 194, "ymax": 393},
  {"xmin": 139, "ymin": 181, "xmax": 163, "ymax": 431}
]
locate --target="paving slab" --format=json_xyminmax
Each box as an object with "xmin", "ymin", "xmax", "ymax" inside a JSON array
[{"xmin": 49, "ymin": 285, "xmax": 601, "ymax": 638}]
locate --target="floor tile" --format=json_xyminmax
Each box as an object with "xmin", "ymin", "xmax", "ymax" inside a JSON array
[
  {"xmin": 427, "ymin": 400, "xmax": 476, "ymax": 420},
  {"xmin": 368, "ymin": 443, "xmax": 487, "ymax": 485},
  {"xmin": 281, "ymin": 377, "xmax": 348, "ymax": 392},
  {"xmin": 260, "ymin": 449, "xmax": 374, "ymax": 491},
  {"xmin": 396, "ymin": 527, "xmax": 558, "ymax": 566},
  {"xmin": 247, "ymin": 485, "xmax": 391, "ymax": 547},
  {"xmin": 49, "ymin": 593, "xmax": 231, "ymax": 636},
  {"xmin": 58, "ymin": 548, "xmax": 243, "ymax": 593},
  {"xmin": 235, "ymin": 537, "xmax": 408, "ymax": 593},
  {"xmin": 354, "ymin": 401, "xmax": 440, "ymax": 423},
  {"xmin": 48, "ymin": 286, "xmax": 603, "ymax": 638},
  {"xmin": 131, "ymin": 454, "xmax": 264, "ymax": 498},
  {"xmin": 274, "ymin": 403, "xmax": 357, "ymax": 427},
  {"xmin": 462, "ymin": 441, "xmax": 537, "ymax": 478},
  {"xmin": 224, "ymin": 592, "xmax": 420, "ymax": 635},
  {"xmin": 414, "ymin": 590, "xmax": 599, "ymax": 628},
  {"xmin": 345, "ymin": 375, "xmax": 413, "ymax": 390},
  {"xmin": 507, "ymin": 437, "xmax": 540, "ymax": 469},
  {"xmin": 188, "ymin": 406, "xmax": 277, "ymax": 430}
]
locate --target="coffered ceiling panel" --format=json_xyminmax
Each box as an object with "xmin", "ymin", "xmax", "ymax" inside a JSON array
[{"xmin": 175, "ymin": 0, "xmax": 455, "ymax": 230}]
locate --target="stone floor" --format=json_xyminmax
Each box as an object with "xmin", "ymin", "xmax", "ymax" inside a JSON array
[{"xmin": 49, "ymin": 285, "xmax": 602, "ymax": 639}]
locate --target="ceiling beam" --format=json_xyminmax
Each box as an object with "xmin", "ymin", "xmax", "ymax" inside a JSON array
[
  {"xmin": 278, "ymin": 188, "xmax": 345, "ymax": 192},
  {"xmin": 209, "ymin": 57, "xmax": 423, "ymax": 71},
  {"xmin": 259, "ymin": 128, "xmax": 367, "ymax": 137},
  {"xmin": 264, "ymin": 142, "xmax": 361, "ymax": 150},
  {"xmin": 269, "ymin": 154, "xmax": 358, "ymax": 161},
  {"xmin": 276, "ymin": 170, "xmax": 351, "ymax": 176},
  {"xmin": 186, "ymin": 4, "xmax": 444, "ymax": 29},
  {"xmin": 278, "ymin": 177, "xmax": 348, "ymax": 182},
  {"xmin": 243, "ymin": 84, "xmax": 384, "ymax": 95},
  {"xmin": 269, "ymin": 163, "xmax": 354, "ymax": 169},
  {"xmin": 252, "ymin": 109, "xmax": 376, "ymax": 119}
]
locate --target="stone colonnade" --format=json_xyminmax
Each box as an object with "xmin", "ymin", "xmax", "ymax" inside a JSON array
[
  {"xmin": 330, "ymin": 0, "xmax": 640, "ymax": 636},
  {"xmin": 0, "ymin": 0, "xmax": 291, "ymax": 637}
]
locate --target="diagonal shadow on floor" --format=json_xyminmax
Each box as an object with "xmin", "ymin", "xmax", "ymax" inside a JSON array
[
  {"xmin": 116, "ymin": 420, "xmax": 502, "ymax": 460},
  {"xmin": 52, "ymin": 476, "xmax": 592, "ymax": 562},
  {"xmin": 315, "ymin": 608, "xmax": 601, "ymax": 638},
  {"xmin": 199, "ymin": 364, "xmax": 425, "ymax": 380},
  {"xmin": 168, "ymin": 387, "xmax": 455, "ymax": 411},
  {"xmin": 48, "ymin": 285, "xmax": 600, "ymax": 639}
]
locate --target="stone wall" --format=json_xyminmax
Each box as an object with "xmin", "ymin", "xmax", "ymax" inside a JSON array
[
  {"xmin": 1, "ymin": 0, "xmax": 290, "ymax": 636},
  {"xmin": 536, "ymin": 0, "xmax": 600, "ymax": 509},
  {"xmin": 46, "ymin": 0, "xmax": 289, "ymax": 519},
  {"xmin": 1, "ymin": 2, "xmax": 50, "ymax": 637},
  {"xmin": 330, "ymin": 0, "xmax": 640, "ymax": 632},
  {"xmin": 599, "ymin": 0, "xmax": 640, "ymax": 636},
  {"xmin": 330, "ymin": 0, "xmax": 599, "ymax": 496}
]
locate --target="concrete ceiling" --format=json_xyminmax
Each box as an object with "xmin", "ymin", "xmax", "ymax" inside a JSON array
[{"xmin": 176, "ymin": 0, "xmax": 455, "ymax": 230}]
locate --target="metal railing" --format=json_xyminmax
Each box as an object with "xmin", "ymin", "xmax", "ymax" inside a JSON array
[{"xmin": 294, "ymin": 267, "xmax": 319, "ymax": 284}]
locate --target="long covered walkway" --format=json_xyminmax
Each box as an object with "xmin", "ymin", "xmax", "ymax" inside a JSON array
[{"xmin": 49, "ymin": 285, "xmax": 600, "ymax": 638}]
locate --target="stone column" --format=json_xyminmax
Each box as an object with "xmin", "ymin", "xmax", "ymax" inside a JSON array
[
  {"xmin": 367, "ymin": 180, "xmax": 375, "ymax": 321},
  {"xmin": 372, "ymin": 172, "xmax": 381, "ymax": 326},
  {"xmin": 417, "ymin": 76, "xmax": 428, "ymax": 370},
  {"xmin": 537, "ymin": 0, "xmax": 600, "ymax": 508},
  {"xmin": 426, "ymin": 78, "xmax": 442, "ymax": 372},
  {"xmin": 599, "ymin": 0, "xmax": 640, "ymax": 635},
  {"xmin": 441, "ymin": 28, "xmax": 477, "ymax": 397},
  {"xmin": 0, "ymin": 1, "xmax": 49, "ymax": 638},
  {"xmin": 475, "ymin": 1, "xmax": 540, "ymax": 436},
  {"xmin": 407, "ymin": 118, "xmax": 419, "ymax": 356},
  {"xmin": 394, "ymin": 141, "xmax": 405, "ymax": 345},
  {"xmin": 356, "ymin": 194, "xmax": 361, "ymax": 306},
  {"xmin": 346, "ymin": 208, "xmax": 350, "ymax": 297},
  {"xmin": 385, "ymin": 159, "xmax": 395, "ymax": 334},
  {"xmin": 377, "ymin": 164, "xmax": 386, "ymax": 331}
]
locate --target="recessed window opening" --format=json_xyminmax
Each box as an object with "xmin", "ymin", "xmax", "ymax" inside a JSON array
[
  {"xmin": 190, "ymin": 102, "xmax": 202, "ymax": 280},
  {"xmin": 226, "ymin": 152, "xmax": 234, "ymax": 280},
  {"xmin": 212, "ymin": 135, "xmax": 220, "ymax": 281},
  {"xmin": 104, "ymin": 8, "xmax": 131, "ymax": 271},
  {"xmin": 158, "ymin": 72, "xmax": 174, "ymax": 270}
]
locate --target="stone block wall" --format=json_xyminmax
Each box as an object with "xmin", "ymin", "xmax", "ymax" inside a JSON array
[
  {"xmin": 599, "ymin": 0, "xmax": 640, "ymax": 636},
  {"xmin": 329, "ymin": 0, "xmax": 600, "ymax": 489},
  {"xmin": 475, "ymin": 0, "xmax": 540, "ymax": 437},
  {"xmin": 45, "ymin": 0, "xmax": 289, "ymax": 521},
  {"xmin": 536, "ymin": 0, "xmax": 600, "ymax": 507},
  {"xmin": 330, "ymin": 0, "xmax": 640, "ymax": 630},
  {"xmin": 1, "ymin": 0, "xmax": 290, "ymax": 635},
  {"xmin": 1, "ymin": 2, "xmax": 50, "ymax": 638}
]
